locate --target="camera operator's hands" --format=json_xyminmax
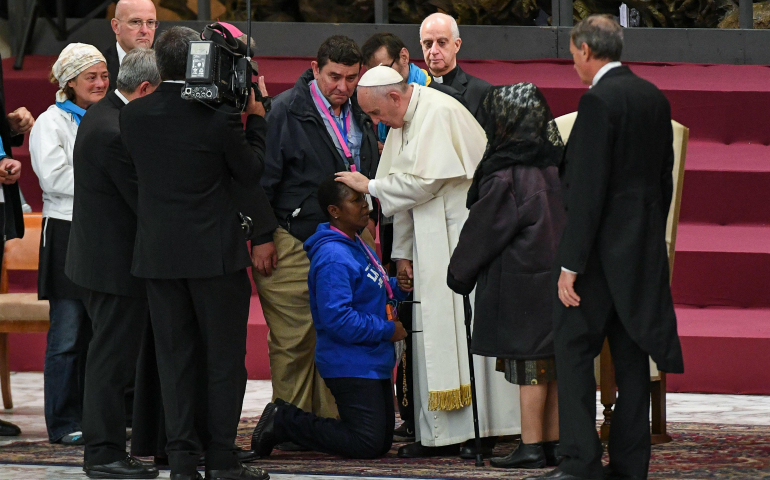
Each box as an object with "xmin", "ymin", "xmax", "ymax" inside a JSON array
[
  {"xmin": 390, "ymin": 320, "xmax": 407, "ymax": 342},
  {"xmin": 0, "ymin": 158, "xmax": 21, "ymax": 184},
  {"xmin": 252, "ymin": 241, "xmax": 278, "ymax": 276},
  {"xmin": 246, "ymin": 77, "xmax": 269, "ymax": 117}
]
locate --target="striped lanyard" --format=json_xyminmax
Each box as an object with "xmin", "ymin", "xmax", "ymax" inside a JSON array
[
  {"xmin": 310, "ymin": 82, "xmax": 357, "ymax": 172},
  {"xmin": 330, "ymin": 226, "xmax": 393, "ymax": 299}
]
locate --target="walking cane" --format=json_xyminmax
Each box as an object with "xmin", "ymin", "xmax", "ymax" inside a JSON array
[{"xmin": 463, "ymin": 294, "xmax": 485, "ymax": 467}]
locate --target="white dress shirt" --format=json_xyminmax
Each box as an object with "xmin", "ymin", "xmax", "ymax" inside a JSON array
[{"xmin": 116, "ymin": 42, "xmax": 127, "ymax": 65}]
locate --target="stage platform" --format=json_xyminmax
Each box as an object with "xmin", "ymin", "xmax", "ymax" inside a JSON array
[{"xmin": 4, "ymin": 56, "xmax": 769, "ymax": 394}]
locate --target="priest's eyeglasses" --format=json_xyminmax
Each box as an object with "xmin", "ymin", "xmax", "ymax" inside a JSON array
[{"xmin": 119, "ymin": 19, "xmax": 160, "ymax": 30}]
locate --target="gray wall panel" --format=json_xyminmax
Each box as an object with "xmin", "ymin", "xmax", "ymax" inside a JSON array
[{"xmin": 17, "ymin": 19, "xmax": 770, "ymax": 66}]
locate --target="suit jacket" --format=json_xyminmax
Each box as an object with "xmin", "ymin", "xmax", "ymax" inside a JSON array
[
  {"xmin": 65, "ymin": 91, "xmax": 144, "ymax": 297},
  {"xmin": 120, "ymin": 82, "xmax": 277, "ymax": 279},
  {"xmin": 556, "ymin": 66, "xmax": 684, "ymax": 373},
  {"xmin": 431, "ymin": 65, "xmax": 491, "ymax": 123},
  {"xmin": 102, "ymin": 43, "xmax": 120, "ymax": 93},
  {"xmin": 0, "ymin": 54, "xmax": 24, "ymax": 242}
]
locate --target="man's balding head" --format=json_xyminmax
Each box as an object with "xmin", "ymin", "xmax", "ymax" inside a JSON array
[
  {"xmin": 357, "ymin": 82, "xmax": 412, "ymax": 130},
  {"xmin": 419, "ymin": 13, "xmax": 461, "ymax": 77},
  {"xmin": 569, "ymin": 14, "xmax": 623, "ymax": 85},
  {"xmin": 112, "ymin": 0, "xmax": 157, "ymax": 52}
]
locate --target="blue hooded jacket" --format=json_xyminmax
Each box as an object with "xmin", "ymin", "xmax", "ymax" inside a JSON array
[{"xmin": 304, "ymin": 223, "xmax": 407, "ymax": 379}]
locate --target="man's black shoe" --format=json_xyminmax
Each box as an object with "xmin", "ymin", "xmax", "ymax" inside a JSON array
[
  {"xmin": 543, "ymin": 440, "xmax": 564, "ymax": 466},
  {"xmin": 392, "ymin": 422, "xmax": 415, "ymax": 442},
  {"xmin": 84, "ymin": 455, "xmax": 159, "ymax": 479},
  {"xmin": 396, "ymin": 441, "xmax": 459, "ymax": 458},
  {"xmin": 459, "ymin": 437, "xmax": 497, "ymax": 459},
  {"xmin": 274, "ymin": 441, "xmax": 310, "ymax": 452},
  {"xmin": 523, "ymin": 467, "xmax": 591, "ymax": 480},
  {"xmin": 0, "ymin": 419, "xmax": 21, "ymax": 436},
  {"xmin": 205, "ymin": 464, "xmax": 269, "ymax": 480},
  {"xmin": 170, "ymin": 473, "xmax": 203, "ymax": 480},
  {"xmin": 237, "ymin": 447, "xmax": 260, "ymax": 463},
  {"xmin": 250, "ymin": 403, "xmax": 279, "ymax": 458},
  {"xmin": 490, "ymin": 441, "xmax": 546, "ymax": 469}
]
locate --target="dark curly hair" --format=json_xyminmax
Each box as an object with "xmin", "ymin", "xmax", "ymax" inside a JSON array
[
  {"xmin": 317, "ymin": 35, "xmax": 362, "ymax": 71},
  {"xmin": 317, "ymin": 174, "xmax": 354, "ymax": 220}
]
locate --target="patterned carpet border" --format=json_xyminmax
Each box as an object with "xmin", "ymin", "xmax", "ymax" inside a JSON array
[{"xmin": 2, "ymin": 419, "xmax": 770, "ymax": 479}]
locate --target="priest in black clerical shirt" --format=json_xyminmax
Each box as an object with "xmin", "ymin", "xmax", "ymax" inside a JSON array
[{"xmin": 419, "ymin": 12, "xmax": 492, "ymax": 123}]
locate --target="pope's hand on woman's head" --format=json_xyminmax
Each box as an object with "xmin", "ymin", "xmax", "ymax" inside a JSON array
[{"xmin": 335, "ymin": 171, "xmax": 370, "ymax": 194}]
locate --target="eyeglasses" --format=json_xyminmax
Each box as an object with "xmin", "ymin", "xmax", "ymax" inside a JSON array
[{"xmin": 118, "ymin": 18, "xmax": 160, "ymax": 30}]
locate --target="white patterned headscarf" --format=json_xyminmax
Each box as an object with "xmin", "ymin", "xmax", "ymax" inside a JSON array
[{"xmin": 52, "ymin": 43, "xmax": 106, "ymax": 103}]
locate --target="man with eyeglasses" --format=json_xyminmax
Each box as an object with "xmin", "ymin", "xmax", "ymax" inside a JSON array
[
  {"xmin": 420, "ymin": 13, "xmax": 491, "ymax": 123},
  {"xmin": 103, "ymin": 0, "xmax": 158, "ymax": 91}
]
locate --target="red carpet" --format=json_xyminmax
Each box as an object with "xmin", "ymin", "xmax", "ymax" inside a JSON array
[{"xmin": 4, "ymin": 56, "xmax": 769, "ymax": 393}]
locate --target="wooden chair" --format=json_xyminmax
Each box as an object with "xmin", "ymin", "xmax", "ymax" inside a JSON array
[
  {"xmin": 0, "ymin": 213, "xmax": 50, "ymax": 409},
  {"xmin": 554, "ymin": 113, "xmax": 690, "ymax": 445}
]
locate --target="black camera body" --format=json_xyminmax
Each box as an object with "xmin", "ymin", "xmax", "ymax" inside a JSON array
[{"xmin": 182, "ymin": 23, "xmax": 256, "ymax": 110}]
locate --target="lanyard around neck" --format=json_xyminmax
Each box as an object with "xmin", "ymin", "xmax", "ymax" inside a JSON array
[
  {"xmin": 310, "ymin": 82, "xmax": 356, "ymax": 172},
  {"xmin": 330, "ymin": 226, "xmax": 393, "ymax": 299}
]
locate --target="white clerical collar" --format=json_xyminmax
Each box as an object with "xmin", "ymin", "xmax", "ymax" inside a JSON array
[
  {"xmin": 403, "ymin": 85, "xmax": 421, "ymax": 124},
  {"xmin": 114, "ymin": 90, "xmax": 130, "ymax": 105},
  {"xmin": 116, "ymin": 41, "xmax": 128, "ymax": 65},
  {"xmin": 164, "ymin": 80, "xmax": 186, "ymax": 84},
  {"xmin": 592, "ymin": 61, "xmax": 622, "ymax": 87}
]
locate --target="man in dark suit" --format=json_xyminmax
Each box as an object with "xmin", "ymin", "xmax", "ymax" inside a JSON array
[
  {"xmin": 528, "ymin": 16, "xmax": 685, "ymax": 480},
  {"xmin": 0, "ymin": 54, "xmax": 35, "ymax": 438},
  {"xmin": 419, "ymin": 12, "xmax": 491, "ymax": 122},
  {"xmin": 66, "ymin": 48, "xmax": 161, "ymax": 479},
  {"xmin": 120, "ymin": 26, "xmax": 275, "ymax": 480},
  {"xmin": 102, "ymin": 0, "xmax": 158, "ymax": 90}
]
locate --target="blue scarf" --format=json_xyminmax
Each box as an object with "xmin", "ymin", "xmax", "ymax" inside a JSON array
[
  {"xmin": 376, "ymin": 63, "xmax": 429, "ymax": 143},
  {"xmin": 55, "ymin": 100, "xmax": 87, "ymax": 126}
]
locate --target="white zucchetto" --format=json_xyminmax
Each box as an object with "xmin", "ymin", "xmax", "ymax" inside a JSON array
[{"xmin": 358, "ymin": 65, "xmax": 405, "ymax": 87}]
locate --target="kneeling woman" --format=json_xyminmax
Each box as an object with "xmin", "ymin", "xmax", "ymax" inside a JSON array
[{"xmin": 252, "ymin": 176, "xmax": 408, "ymax": 459}]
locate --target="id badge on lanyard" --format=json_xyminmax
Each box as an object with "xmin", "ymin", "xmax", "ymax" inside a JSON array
[{"xmin": 310, "ymin": 82, "xmax": 357, "ymax": 172}]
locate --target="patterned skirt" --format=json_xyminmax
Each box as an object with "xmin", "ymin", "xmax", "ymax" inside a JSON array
[{"xmin": 496, "ymin": 357, "xmax": 557, "ymax": 386}]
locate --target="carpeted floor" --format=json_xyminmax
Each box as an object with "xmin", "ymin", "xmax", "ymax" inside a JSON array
[{"xmin": 1, "ymin": 418, "xmax": 769, "ymax": 479}]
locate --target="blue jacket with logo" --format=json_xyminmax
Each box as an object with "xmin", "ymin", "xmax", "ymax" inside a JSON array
[{"xmin": 304, "ymin": 223, "xmax": 407, "ymax": 379}]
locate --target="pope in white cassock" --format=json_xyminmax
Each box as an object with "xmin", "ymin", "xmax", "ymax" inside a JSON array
[{"xmin": 337, "ymin": 66, "xmax": 521, "ymax": 456}]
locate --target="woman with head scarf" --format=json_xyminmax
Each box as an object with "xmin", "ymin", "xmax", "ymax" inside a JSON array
[
  {"xmin": 447, "ymin": 83, "xmax": 566, "ymax": 469},
  {"xmin": 29, "ymin": 43, "xmax": 108, "ymax": 446}
]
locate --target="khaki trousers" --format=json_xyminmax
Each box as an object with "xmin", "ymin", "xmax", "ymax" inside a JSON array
[{"xmin": 253, "ymin": 227, "xmax": 377, "ymax": 418}]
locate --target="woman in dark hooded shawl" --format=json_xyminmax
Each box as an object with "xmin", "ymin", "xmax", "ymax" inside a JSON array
[{"xmin": 447, "ymin": 83, "xmax": 566, "ymax": 469}]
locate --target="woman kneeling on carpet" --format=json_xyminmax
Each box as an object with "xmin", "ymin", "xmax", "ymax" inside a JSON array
[
  {"xmin": 252, "ymin": 175, "xmax": 408, "ymax": 459},
  {"xmin": 447, "ymin": 83, "xmax": 566, "ymax": 469}
]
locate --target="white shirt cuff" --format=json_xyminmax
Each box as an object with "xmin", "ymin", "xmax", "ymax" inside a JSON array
[
  {"xmin": 561, "ymin": 267, "xmax": 577, "ymax": 274},
  {"xmin": 367, "ymin": 179, "xmax": 378, "ymax": 198}
]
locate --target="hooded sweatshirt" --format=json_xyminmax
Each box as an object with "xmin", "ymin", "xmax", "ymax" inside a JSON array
[{"xmin": 304, "ymin": 223, "xmax": 407, "ymax": 379}]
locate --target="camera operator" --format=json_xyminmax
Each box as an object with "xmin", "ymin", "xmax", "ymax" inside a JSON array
[
  {"xmin": 119, "ymin": 26, "xmax": 275, "ymax": 480},
  {"xmin": 65, "ymin": 47, "xmax": 160, "ymax": 479}
]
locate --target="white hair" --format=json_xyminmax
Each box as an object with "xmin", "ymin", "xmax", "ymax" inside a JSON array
[{"xmin": 419, "ymin": 13, "xmax": 461, "ymax": 41}]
